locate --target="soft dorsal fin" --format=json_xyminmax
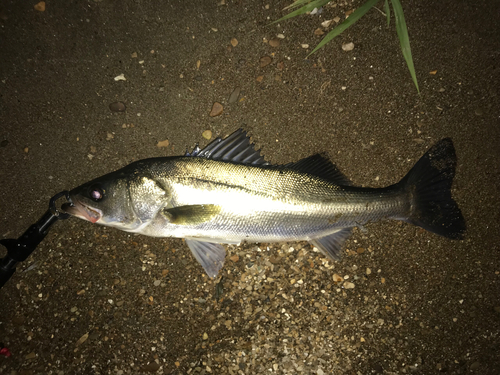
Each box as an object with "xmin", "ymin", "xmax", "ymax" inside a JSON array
[
  {"xmin": 283, "ymin": 153, "xmax": 353, "ymax": 186},
  {"xmin": 185, "ymin": 128, "xmax": 268, "ymax": 166}
]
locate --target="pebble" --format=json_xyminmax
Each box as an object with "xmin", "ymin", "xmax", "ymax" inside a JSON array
[
  {"xmin": 321, "ymin": 20, "xmax": 332, "ymax": 28},
  {"xmin": 314, "ymin": 28, "xmax": 324, "ymax": 36},
  {"xmin": 269, "ymin": 38, "xmax": 280, "ymax": 47},
  {"xmin": 209, "ymin": 102, "xmax": 223, "ymax": 117},
  {"xmin": 256, "ymin": 75, "xmax": 264, "ymax": 83},
  {"xmin": 202, "ymin": 332, "xmax": 208, "ymax": 340},
  {"xmin": 259, "ymin": 56, "xmax": 272, "ymax": 68},
  {"xmin": 154, "ymin": 280, "xmax": 161, "ymax": 286},
  {"xmin": 34, "ymin": 2, "xmax": 45, "ymax": 12},
  {"xmin": 301, "ymin": 44, "xmax": 309, "ymax": 49},
  {"xmin": 157, "ymin": 139, "xmax": 169, "ymax": 148},
  {"xmin": 366, "ymin": 268, "xmax": 372, "ymax": 275},
  {"xmin": 202, "ymin": 130, "xmax": 212, "ymax": 140},
  {"xmin": 277, "ymin": 33, "xmax": 285, "ymax": 39},
  {"xmin": 142, "ymin": 361, "xmax": 160, "ymax": 372},
  {"xmin": 131, "ymin": 52, "xmax": 137, "ymax": 58},
  {"xmin": 333, "ymin": 274, "xmax": 343, "ymax": 282},
  {"xmin": 342, "ymin": 42, "xmax": 355, "ymax": 51},
  {"xmin": 25, "ymin": 352, "xmax": 36, "ymax": 359},
  {"xmin": 230, "ymin": 254, "xmax": 239, "ymax": 262},
  {"xmin": 114, "ymin": 74, "xmax": 126, "ymax": 81},
  {"xmin": 344, "ymin": 282, "xmax": 355, "ymax": 289},
  {"xmin": 106, "ymin": 132, "xmax": 114, "ymax": 140},
  {"xmin": 333, "ymin": 16, "xmax": 341, "ymax": 23},
  {"xmin": 228, "ymin": 87, "xmax": 241, "ymax": 103},
  {"xmin": 75, "ymin": 332, "xmax": 89, "ymax": 346},
  {"xmin": 231, "ymin": 38, "xmax": 238, "ymax": 47}
]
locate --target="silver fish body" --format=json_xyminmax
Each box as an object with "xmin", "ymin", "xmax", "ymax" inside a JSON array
[{"xmin": 63, "ymin": 129, "xmax": 465, "ymax": 277}]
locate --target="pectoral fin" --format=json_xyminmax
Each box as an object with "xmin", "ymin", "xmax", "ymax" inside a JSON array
[
  {"xmin": 309, "ymin": 228, "xmax": 353, "ymax": 261},
  {"xmin": 163, "ymin": 204, "xmax": 221, "ymax": 225},
  {"xmin": 185, "ymin": 239, "xmax": 226, "ymax": 278}
]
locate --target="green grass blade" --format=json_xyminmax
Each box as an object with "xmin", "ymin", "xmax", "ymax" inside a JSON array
[
  {"xmin": 272, "ymin": 0, "xmax": 331, "ymax": 24},
  {"xmin": 308, "ymin": 0, "xmax": 379, "ymax": 55},
  {"xmin": 384, "ymin": 0, "xmax": 391, "ymax": 27},
  {"xmin": 284, "ymin": 0, "xmax": 313, "ymax": 11},
  {"xmin": 391, "ymin": 0, "xmax": 419, "ymax": 93}
]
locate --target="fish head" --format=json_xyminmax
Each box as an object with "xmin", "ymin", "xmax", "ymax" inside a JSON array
[{"xmin": 63, "ymin": 166, "xmax": 170, "ymax": 231}]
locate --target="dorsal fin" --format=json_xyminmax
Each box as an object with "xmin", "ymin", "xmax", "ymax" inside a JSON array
[
  {"xmin": 185, "ymin": 129, "xmax": 268, "ymax": 166},
  {"xmin": 283, "ymin": 153, "xmax": 353, "ymax": 186}
]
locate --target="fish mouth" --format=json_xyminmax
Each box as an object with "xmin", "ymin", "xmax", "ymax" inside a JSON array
[{"xmin": 61, "ymin": 199, "xmax": 102, "ymax": 224}]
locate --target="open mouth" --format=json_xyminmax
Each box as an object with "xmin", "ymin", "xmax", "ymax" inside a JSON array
[{"xmin": 61, "ymin": 199, "xmax": 102, "ymax": 223}]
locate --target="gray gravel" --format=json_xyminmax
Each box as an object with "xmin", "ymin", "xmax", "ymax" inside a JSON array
[{"xmin": 1, "ymin": 0, "xmax": 499, "ymax": 374}]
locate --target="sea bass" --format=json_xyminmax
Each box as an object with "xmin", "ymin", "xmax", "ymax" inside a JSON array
[{"xmin": 63, "ymin": 129, "xmax": 465, "ymax": 277}]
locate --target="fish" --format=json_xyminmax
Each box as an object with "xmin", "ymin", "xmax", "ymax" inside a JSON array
[{"xmin": 62, "ymin": 129, "xmax": 465, "ymax": 277}]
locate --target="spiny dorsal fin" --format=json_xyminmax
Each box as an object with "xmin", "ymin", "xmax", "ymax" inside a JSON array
[
  {"xmin": 185, "ymin": 129, "xmax": 268, "ymax": 166},
  {"xmin": 283, "ymin": 153, "xmax": 353, "ymax": 186}
]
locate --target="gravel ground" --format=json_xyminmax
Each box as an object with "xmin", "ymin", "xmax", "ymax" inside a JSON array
[{"xmin": 1, "ymin": 0, "xmax": 499, "ymax": 374}]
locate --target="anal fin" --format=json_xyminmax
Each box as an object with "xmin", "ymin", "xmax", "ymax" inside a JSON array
[
  {"xmin": 185, "ymin": 239, "xmax": 226, "ymax": 278},
  {"xmin": 309, "ymin": 228, "xmax": 353, "ymax": 261}
]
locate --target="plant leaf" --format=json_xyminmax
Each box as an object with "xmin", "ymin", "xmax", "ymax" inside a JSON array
[
  {"xmin": 384, "ymin": 0, "xmax": 391, "ymax": 27},
  {"xmin": 284, "ymin": 0, "xmax": 314, "ymax": 11},
  {"xmin": 272, "ymin": 0, "xmax": 330, "ymax": 24},
  {"xmin": 308, "ymin": 0, "xmax": 379, "ymax": 55},
  {"xmin": 391, "ymin": 0, "xmax": 419, "ymax": 93}
]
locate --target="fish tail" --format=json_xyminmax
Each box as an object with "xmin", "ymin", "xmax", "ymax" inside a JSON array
[{"xmin": 399, "ymin": 138, "xmax": 466, "ymax": 239}]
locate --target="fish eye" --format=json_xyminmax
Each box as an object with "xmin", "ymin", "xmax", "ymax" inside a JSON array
[{"xmin": 88, "ymin": 184, "xmax": 104, "ymax": 201}]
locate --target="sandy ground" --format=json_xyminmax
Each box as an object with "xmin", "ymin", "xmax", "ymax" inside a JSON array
[{"xmin": 1, "ymin": 0, "xmax": 499, "ymax": 374}]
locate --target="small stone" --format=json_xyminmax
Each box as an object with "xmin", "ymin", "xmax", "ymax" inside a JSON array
[
  {"xmin": 357, "ymin": 247, "xmax": 365, "ymax": 254},
  {"xmin": 277, "ymin": 33, "xmax": 285, "ymax": 39},
  {"xmin": 75, "ymin": 332, "xmax": 89, "ymax": 346},
  {"xmin": 429, "ymin": 70, "xmax": 438, "ymax": 75},
  {"xmin": 256, "ymin": 75, "xmax": 264, "ymax": 82},
  {"xmin": 438, "ymin": 87, "xmax": 445, "ymax": 92},
  {"xmin": 269, "ymin": 38, "xmax": 280, "ymax": 47},
  {"xmin": 142, "ymin": 361, "xmax": 160, "ymax": 372},
  {"xmin": 321, "ymin": 20, "xmax": 332, "ymax": 28},
  {"xmin": 131, "ymin": 52, "xmax": 137, "ymax": 58},
  {"xmin": 154, "ymin": 280, "xmax": 161, "ymax": 286},
  {"xmin": 202, "ymin": 332, "xmax": 208, "ymax": 340},
  {"xmin": 106, "ymin": 133, "xmax": 114, "ymax": 141},
  {"xmin": 314, "ymin": 28, "xmax": 324, "ymax": 36},
  {"xmin": 474, "ymin": 108, "xmax": 483, "ymax": 116},
  {"xmin": 228, "ymin": 87, "xmax": 241, "ymax": 103},
  {"xmin": 109, "ymin": 101, "xmax": 126, "ymax": 112},
  {"xmin": 333, "ymin": 16, "xmax": 341, "ymax": 23},
  {"xmin": 114, "ymin": 74, "xmax": 126, "ymax": 81},
  {"xmin": 157, "ymin": 139, "xmax": 169, "ymax": 148},
  {"xmin": 34, "ymin": 2, "xmax": 45, "ymax": 12},
  {"xmin": 230, "ymin": 38, "xmax": 238, "ymax": 47},
  {"xmin": 470, "ymin": 362, "xmax": 480, "ymax": 370},
  {"xmin": 209, "ymin": 102, "xmax": 223, "ymax": 117},
  {"xmin": 333, "ymin": 274, "xmax": 343, "ymax": 282},
  {"xmin": 301, "ymin": 44, "xmax": 309, "ymax": 49},
  {"xmin": 196, "ymin": 60, "xmax": 201, "ymax": 69},
  {"xmin": 381, "ymin": 277, "xmax": 386, "ymax": 284},
  {"xmin": 25, "ymin": 352, "xmax": 36, "ymax": 359},
  {"xmin": 366, "ymin": 268, "xmax": 372, "ymax": 275},
  {"xmin": 230, "ymin": 254, "xmax": 239, "ymax": 262},
  {"xmin": 202, "ymin": 130, "xmax": 212, "ymax": 140},
  {"xmin": 259, "ymin": 56, "xmax": 272, "ymax": 68},
  {"xmin": 342, "ymin": 42, "xmax": 354, "ymax": 51},
  {"xmin": 344, "ymin": 281, "xmax": 355, "ymax": 289},
  {"xmin": 24, "ymin": 147, "xmax": 29, "ymax": 153}
]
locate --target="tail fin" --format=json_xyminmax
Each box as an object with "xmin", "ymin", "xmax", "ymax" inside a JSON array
[{"xmin": 400, "ymin": 138, "xmax": 466, "ymax": 239}]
